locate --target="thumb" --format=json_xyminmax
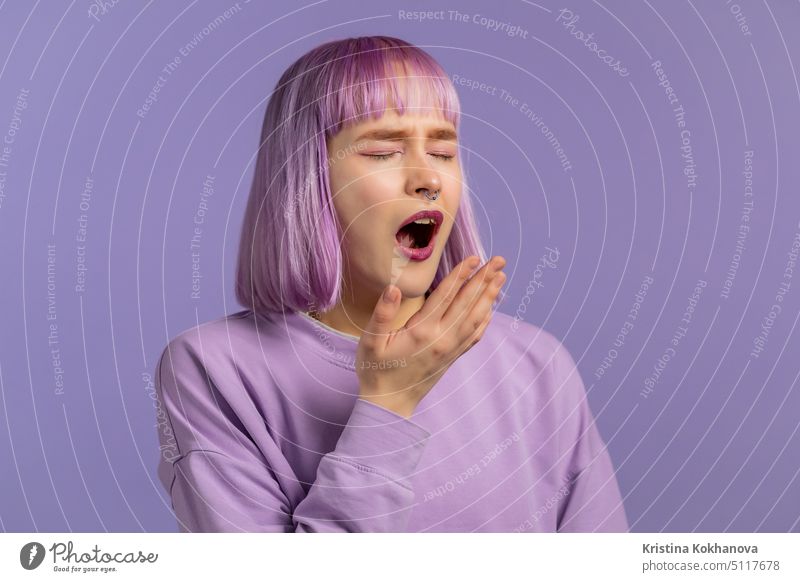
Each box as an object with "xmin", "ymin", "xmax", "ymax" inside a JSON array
[{"xmin": 363, "ymin": 284, "xmax": 401, "ymax": 351}]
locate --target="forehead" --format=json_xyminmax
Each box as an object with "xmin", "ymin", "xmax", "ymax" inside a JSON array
[{"xmin": 335, "ymin": 110, "xmax": 457, "ymax": 142}]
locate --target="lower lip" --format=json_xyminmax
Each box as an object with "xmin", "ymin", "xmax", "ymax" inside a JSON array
[{"xmin": 394, "ymin": 231, "xmax": 437, "ymax": 261}]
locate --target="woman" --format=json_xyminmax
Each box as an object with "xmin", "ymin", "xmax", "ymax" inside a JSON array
[{"xmin": 154, "ymin": 36, "xmax": 628, "ymax": 532}]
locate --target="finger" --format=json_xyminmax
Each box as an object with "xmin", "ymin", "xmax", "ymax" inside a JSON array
[
  {"xmin": 459, "ymin": 309, "xmax": 493, "ymax": 355},
  {"xmin": 459, "ymin": 271, "xmax": 505, "ymax": 340},
  {"xmin": 415, "ymin": 256, "xmax": 481, "ymax": 322},
  {"xmin": 361, "ymin": 284, "xmax": 401, "ymax": 352},
  {"xmin": 443, "ymin": 256, "xmax": 505, "ymax": 326}
]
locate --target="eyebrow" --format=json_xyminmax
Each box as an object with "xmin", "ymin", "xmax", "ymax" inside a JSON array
[{"xmin": 354, "ymin": 127, "xmax": 458, "ymax": 143}]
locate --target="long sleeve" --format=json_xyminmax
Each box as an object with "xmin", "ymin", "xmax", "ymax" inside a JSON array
[
  {"xmin": 549, "ymin": 338, "xmax": 629, "ymax": 532},
  {"xmin": 154, "ymin": 336, "xmax": 430, "ymax": 532}
]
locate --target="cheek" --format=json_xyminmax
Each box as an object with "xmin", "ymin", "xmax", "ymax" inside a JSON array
[
  {"xmin": 332, "ymin": 173, "xmax": 393, "ymax": 243},
  {"xmin": 439, "ymin": 180, "xmax": 462, "ymax": 242},
  {"xmin": 445, "ymin": 178, "xmax": 462, "ymax": 217},
  {"xmin": 357, "ymin": 167, "xmax": 398, "ymax": 200}
]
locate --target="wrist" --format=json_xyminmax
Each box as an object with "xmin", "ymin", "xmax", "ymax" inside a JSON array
[{"xmin": 357, "ymin": 391, "xmax": 416, "ymax": 419}]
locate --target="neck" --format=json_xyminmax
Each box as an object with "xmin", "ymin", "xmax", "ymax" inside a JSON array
[{"xmin": 314, "ymin": 286, "xmax": 425, "ymax": 339}]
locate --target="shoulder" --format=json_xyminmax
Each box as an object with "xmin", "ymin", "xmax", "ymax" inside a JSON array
[
  {"xmin": 158, "ymin": 309, "xmax": 287, "ymax": 357},
  {"xmin": 484, "ymin": 310, "xmax": 571, "ymax": 372},
  {"xmin": 155, "ymin": 309, "xmax": 280, "ymax": 389},
  {"xmin": 484, "ymin": 310, "xmax": 588, "ymax": 407},
  {"xmin": 487, "ymin": 313, "xmax": 605, "ymax": 467},
  {"xmin": 159, "ymin": 309, "xmax": 247, "ymax": 358}
]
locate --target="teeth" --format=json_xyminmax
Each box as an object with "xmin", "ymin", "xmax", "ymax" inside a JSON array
[{"xmin": 412, "ymin": 218, "xmax": 435, "ymax": 225}]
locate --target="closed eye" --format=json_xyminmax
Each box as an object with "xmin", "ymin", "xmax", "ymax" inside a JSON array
[
  {"xmin": 365, "ymin": 152, "xmax": 398, "ymax": 160},
  {"xmin": 364, "ymin": 152, "xmax": 455, "ymax": 161}
]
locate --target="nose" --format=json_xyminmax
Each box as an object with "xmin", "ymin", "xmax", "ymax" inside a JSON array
[{"xmin": 405, "ymin": 155, "xmax": 443, "ymax": 202}]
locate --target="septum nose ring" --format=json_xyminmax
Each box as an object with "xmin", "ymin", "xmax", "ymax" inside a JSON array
[{"xmin": 423, "ymin": 188, "xmax": 440, "ymax": 201}]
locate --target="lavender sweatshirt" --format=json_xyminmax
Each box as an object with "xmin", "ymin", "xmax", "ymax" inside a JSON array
[{"xmin": 154, "ymin": 308, "xmax": 628, "ymax": 532}]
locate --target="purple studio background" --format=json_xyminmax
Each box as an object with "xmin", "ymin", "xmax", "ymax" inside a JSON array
[{"xmin": 1, "ymin": 0, "xmax": 799, "ymax": 532}]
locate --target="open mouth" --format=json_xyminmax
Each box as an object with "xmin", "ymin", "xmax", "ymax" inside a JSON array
[{"xmin": 395, "ymin": 210, "xmax": 443, "ymax": 250}]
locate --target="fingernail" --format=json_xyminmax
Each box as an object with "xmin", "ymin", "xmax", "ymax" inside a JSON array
[
  {"xmin": 493, "ymin": 273, "xmax": 506, "ymax": 288},
  {"xmin": 383, "ymin": 286, "xmax": 396, "ymax": 303}
]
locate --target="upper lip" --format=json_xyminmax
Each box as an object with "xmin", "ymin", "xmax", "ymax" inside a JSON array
[{"xmin": 396, "ymin": 209, "xmax": 444, "ymax": 237}]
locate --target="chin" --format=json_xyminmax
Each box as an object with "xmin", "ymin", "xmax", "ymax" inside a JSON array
[
  {"xmin": 394, "ymin": 279, "xmax": 432, "ymax": 299},
  {"xmin": 388, "ymin": 253, "xmax": 442, "ymax": 298}
]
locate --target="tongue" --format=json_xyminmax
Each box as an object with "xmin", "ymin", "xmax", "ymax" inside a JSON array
[{"xmin": 396, "ymin": 231, "xmax": 415, "ymax": 248}]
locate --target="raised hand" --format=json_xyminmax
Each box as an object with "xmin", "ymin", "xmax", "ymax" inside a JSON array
[{"xmin": 356, "ymin": 255, "xmax": 507, "ymax": 418}]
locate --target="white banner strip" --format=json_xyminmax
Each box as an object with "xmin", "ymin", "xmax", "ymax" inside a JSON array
[{"xmin": 1, "ymin": 533, "xmax": 797, "ymax": 581}]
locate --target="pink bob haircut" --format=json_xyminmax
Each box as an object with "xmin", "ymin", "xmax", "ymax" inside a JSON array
[{"xmin": 235, "ymin": 35, "xmax": 487, "ymax": 314}]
